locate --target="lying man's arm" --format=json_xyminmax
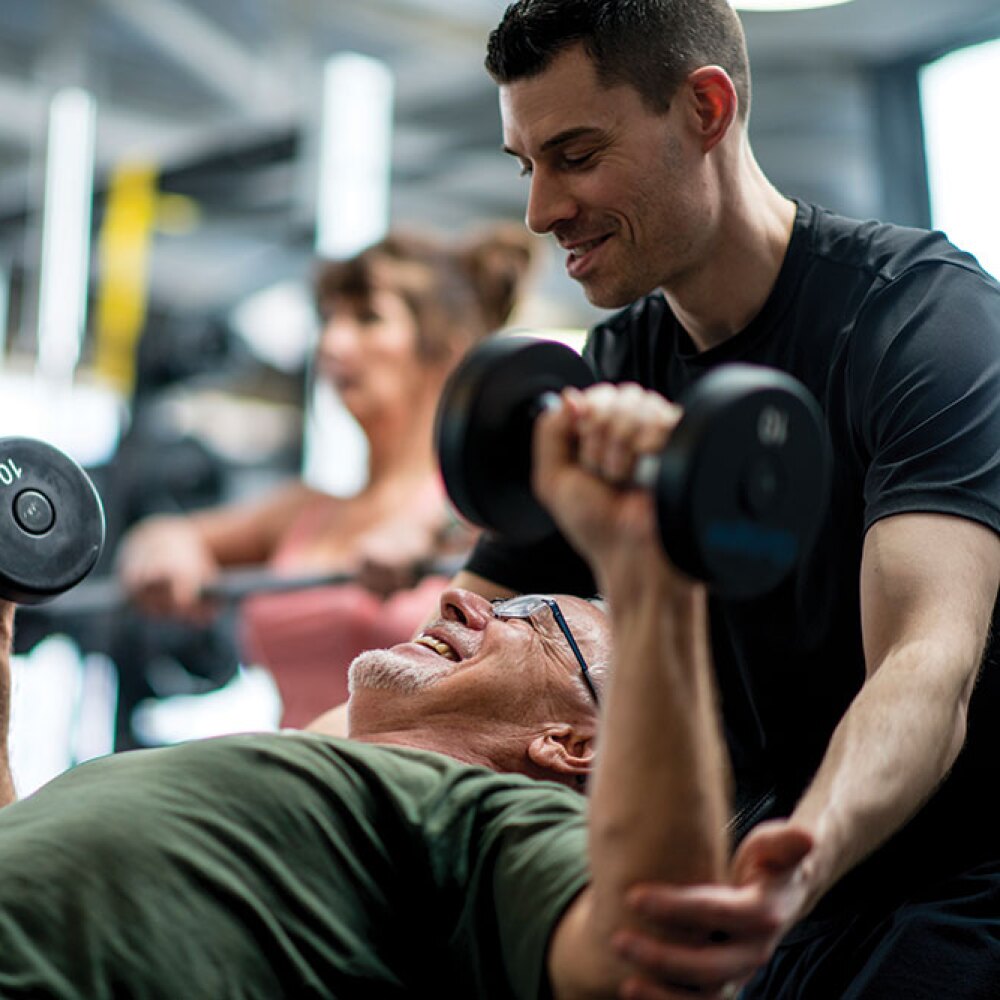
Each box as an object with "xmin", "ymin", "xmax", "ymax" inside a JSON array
[
  {"xmin": 612, "ymin": 512, "xmax": 1000, "ymax": 996},
  {"xmin": 533, "ymin": 387, "xmax": 733, "ymax": 998},
  {"xmin": 0, "ymin": 601, "xmax": 15, "ymax": 808}
]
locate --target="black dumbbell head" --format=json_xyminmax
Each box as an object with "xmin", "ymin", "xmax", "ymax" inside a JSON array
[
  {"xmin": 435, "ymin": 335, "xmax": 595, "ymax": 543},
  {"xmin": 656, "ymin": 365, "xmax": 830, "ymax": 599},
  {"xmin": 0, "ymin": 437, "xmax": 106, "ymax": 604}
]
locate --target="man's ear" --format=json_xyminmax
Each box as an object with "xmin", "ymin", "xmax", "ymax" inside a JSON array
[
  {"xmin": 527, "ymin": 723, "xmax": 595, "ymax": 787},
  {"xmin": 685, "ymin": 65, "xmax": 738, "ymax": 153}
]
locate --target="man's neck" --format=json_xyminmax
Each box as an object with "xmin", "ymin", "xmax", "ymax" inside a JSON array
[
  {"xmin": 362, "ymin": 390, "xmax": 441, "ymax": 485},
  {"xmin": 352, "ymin": 728, "xmax": 493, "ymax": 765},
  {"xmin": 665, "ymin": 165, "xmax": 796, "ymax": 354},
  {"xmin": 348, "ymin": 704, "xmax": 531, "ymax": 776}
]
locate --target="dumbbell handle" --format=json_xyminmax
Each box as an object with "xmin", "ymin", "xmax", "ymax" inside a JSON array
[{"xmin": 537, "ymin": 390, "xmax": 661, "ymax": 490}]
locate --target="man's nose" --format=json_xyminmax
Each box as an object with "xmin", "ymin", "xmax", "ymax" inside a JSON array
[
  {"xmin": 525, "ymin": 170, "xmax": 577, "ymax": 235},
  {"xmin": 439, "ymin": 588, "xmax": 493, "ymax": 630}
]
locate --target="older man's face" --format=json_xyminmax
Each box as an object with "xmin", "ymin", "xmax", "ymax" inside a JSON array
[{"xmin": 347, "ymin": 588, "xmax": 608, "ymax": 731}]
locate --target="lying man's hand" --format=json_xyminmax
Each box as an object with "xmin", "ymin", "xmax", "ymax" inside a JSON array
[
  {"xmin": 532, "ymin": 382, "xmax": 681, "ymax": 574},
  {"xmin": 613, "ymin": 822, "xmax": 815, "ymax": 998}
]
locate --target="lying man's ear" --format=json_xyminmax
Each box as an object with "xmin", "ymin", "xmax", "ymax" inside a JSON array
[{"xmin": 527, "ymin": 724, "xmax": 596, "ymax": 792}]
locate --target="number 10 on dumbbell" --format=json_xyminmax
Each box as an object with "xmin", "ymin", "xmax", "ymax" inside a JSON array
[
  {"xmin": 0, "ymin": 438, "xmax": 105, "ymax": 604},
  {"xmin": 434, "ymin": 336, "xmax": 830, "ymax": 599}
]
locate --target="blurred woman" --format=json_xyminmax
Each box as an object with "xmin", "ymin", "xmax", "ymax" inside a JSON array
[{"xmin": 117, "ymin": 225, "xmax": 537, "ymax": 728}]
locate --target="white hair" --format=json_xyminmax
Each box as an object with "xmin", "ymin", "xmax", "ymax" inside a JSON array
[{"xmin": 347, "ymin": 648, "xmax": 454, "ymax": 695}]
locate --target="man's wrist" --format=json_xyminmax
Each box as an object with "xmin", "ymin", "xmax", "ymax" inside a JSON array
[{"xmin": 595, "ymin": 547, "xmax": 697, "ymax": 612}]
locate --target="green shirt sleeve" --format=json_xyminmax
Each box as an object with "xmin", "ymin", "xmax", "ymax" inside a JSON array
[{"xmin": 0, "ymin": 733, "xmax": 589, "ymax": 1000}]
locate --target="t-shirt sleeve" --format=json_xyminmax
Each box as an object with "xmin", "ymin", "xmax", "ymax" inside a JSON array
[
  {"xmin": 852, "ymin": 261, "xmax": 1000, "ymax": 535},
  {"xmin": 464, "ymin": 529, "xmax": 597, "ymax": 597},
  {"xmin": 488, "ymin": 790, "xmax": 590, "ymax": 1000},
  {"xmin": 426, "ymin": 775, "xmax": 590, "ymax": 1000}
]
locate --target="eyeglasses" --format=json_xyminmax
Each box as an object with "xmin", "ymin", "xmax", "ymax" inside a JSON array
[{"xmin": 490, "ymin": 595, "xmax": 600, "ymax": 707}]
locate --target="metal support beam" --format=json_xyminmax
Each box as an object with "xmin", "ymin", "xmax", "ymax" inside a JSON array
[{"xmin": 96, "ymin": 0, "xmax": 295, "ymax": 116}]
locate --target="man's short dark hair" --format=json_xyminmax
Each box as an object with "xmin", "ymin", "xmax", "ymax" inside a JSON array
[{"xmin": 485, "ymin": 0, "xmax": 751, "ymax": 121}]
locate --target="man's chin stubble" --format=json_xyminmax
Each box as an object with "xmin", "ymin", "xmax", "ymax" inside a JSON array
[{"xmin": 347, "ymin": 648, "xmax": 454, "ymax": 694}]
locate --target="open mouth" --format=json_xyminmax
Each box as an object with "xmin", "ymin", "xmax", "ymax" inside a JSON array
[
  {"xmin": 413, "ymin": 634, "xmax": 460, "ymax": 661},
  {"xmin": 565, "ymin": 234, "xmax": 611, "ymax": 278},
  {"xmin": 567, "ymin": 236, "xmax": 608, "ymax": 258}
]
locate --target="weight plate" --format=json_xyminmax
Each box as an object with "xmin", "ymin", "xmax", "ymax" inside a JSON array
[
  {"xmin": 435, "ymin": 335, "xmax": 595, "ymax": 543},
  {"xmin": 656, "ymin": 365, "xmax": 830, "ymax": 599},
  {"xmin": 0, "ymin": 437, "xmax": 106, "ymax": 604}
]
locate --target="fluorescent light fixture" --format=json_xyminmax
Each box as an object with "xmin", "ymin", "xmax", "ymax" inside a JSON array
[
  {"xmin": 36, "ymin": 87, "xmax": 97, "ymax": 383},
  {"xmin": 732, "ymin": 0, "xmax": 855, "ymax": 9},
  {"xmin": 316, "ymin": 53, "xmax": 394, "ymax": 260}
]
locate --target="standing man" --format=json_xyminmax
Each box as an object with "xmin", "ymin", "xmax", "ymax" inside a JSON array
[{"xmin": 453, "ymin": 1, "xmax": 1000, "ymax": 995}]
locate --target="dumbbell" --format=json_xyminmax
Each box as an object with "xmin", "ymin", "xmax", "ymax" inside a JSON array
[
  {"xmin": 0, "ymin": 437, "xmax": 106, "ymax": 604},
  {"xmin": 434, "ymin": 336, "xmax": 830, "ymax": 598}
]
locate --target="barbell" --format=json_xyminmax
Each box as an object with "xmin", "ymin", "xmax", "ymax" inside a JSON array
[
  {"xmin": 0, "ymin": 437, "xmax": 106, "ymax": 603},
  {"xmin": 434, "ymin": 335, "xmax": 831, "ymax": 598},
  {"xmin": 34, "ymin": 556, "xmax": 467, "ymax": 617}
]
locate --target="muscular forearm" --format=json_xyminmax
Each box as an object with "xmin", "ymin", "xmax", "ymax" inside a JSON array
[
  {"xmin": 160, "ymin": 482, "xmax": 314, "ymax": 568},
  {"xmin": 590, "ymin": 556, "xmax": 730, "ymax": 899},
  {"xmin": 538, "ymin": 387, "xmax": 732, "ymax": 997},
  {"xmin": 789, "ymin": 640, "xmax": 974, "ymax": 916},
  {"xmin": 551, "ymin": 554, "xmax": 730, "ymax": 997},
  {"xmin": 790, "ymin": 514, "xmax": 997, "ymax": 920},
  {"xmin": 0, "ymin": 601, "xmax": 15, "ymax": 807}
]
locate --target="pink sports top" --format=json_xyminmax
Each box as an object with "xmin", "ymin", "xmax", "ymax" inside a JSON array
[{"xmin": 240, "ymin": 488, "xmax": 450, "ymax": 729}]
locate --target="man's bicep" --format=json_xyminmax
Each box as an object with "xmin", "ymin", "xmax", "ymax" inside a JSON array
[{"xmin": 860, "ymin": 512, "xmax": 1000, "ymax": 678}]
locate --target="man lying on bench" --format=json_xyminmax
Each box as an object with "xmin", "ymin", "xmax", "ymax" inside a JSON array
[{"xmin": 0, "ymin": 392, "xmax": 758, "ymax": 999}]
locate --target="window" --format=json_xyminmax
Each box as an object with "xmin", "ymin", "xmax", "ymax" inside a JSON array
[{"xmin": 919, "ymin": 38, "xmax": 1000, "ymax": 279}]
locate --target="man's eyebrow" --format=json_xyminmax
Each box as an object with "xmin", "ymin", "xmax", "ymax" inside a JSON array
[{"xmin": 502, "ymin": 126, "xmax": 604, "ymax": 158}]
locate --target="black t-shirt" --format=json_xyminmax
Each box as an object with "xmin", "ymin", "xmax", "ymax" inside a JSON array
[{"xmin": 467, "ymin": 201, "xmax": 1000, "ymax": 909}]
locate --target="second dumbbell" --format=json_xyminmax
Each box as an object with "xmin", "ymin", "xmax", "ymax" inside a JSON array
[{"xmin": 0, "ymin": 437, "xmax": 106, "ymax": 604}]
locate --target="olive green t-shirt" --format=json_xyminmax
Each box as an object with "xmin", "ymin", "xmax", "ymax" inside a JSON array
[{"xmin": 0, "ymin": 733, "xmax": 589, "ymax": 998}]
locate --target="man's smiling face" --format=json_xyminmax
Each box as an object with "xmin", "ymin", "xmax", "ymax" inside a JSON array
[
  {"xmin": 347, "ymin": 587, "xmax": 608, "ymax": 734},
  {"xmin": 499, "ymin": 44, "xmax": 715, "ymax": 309}
]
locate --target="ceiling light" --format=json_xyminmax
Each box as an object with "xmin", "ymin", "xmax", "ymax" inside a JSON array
[
  {"xmin": 37, "ymin": 87, "xmax": 97, "ymax": 386},
  {"xmin": 732, "ymin": 0, "xmax": 855, "ymax": 10},
  {"xmin": 316, "ymin": 53, "xmax": 394, "ymax": 261}
]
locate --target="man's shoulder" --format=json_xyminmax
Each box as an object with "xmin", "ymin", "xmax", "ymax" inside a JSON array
[
  {"xmin": 287, "ymin": 734, "xmax": 586, "ymax": 805},
  {"xmin": 800, "ymin": 200, "xmax": 990, "ymax": 287}
]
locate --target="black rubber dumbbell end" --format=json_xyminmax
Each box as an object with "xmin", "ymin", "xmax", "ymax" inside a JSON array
[
  {"xmin": 0, "ymin": 437, "xmax": 106, "ymax": 604},
  {"xmin": 655, "ymin": 365, "xmax": 830, "ymax": 599}
]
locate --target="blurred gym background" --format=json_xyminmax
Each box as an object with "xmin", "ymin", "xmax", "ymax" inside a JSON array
[{"xmin": 0, "ymin": 0, "xmax": 998, "ymax": 790}]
